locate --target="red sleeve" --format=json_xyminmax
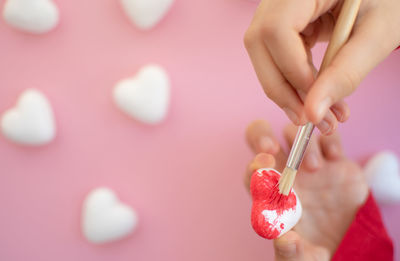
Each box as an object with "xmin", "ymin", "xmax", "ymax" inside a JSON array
[{"xmin": 332, "ymin": 192, "xmax": 394, "ymax": 261}]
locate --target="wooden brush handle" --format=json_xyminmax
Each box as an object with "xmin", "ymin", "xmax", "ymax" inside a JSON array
[{"xmin": 319, "ymin": 0, "xmax": 362, "ymax": 73}]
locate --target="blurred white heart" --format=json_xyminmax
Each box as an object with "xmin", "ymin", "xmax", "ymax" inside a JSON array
[
  {"xmin": 3, "ymin": 0, "xmax": 59, "ymax": 34},
  {"xmin": 1, "ymin": 89, "xmax": 55, "ymax": 146},
  {"xmin": 365, "ymin": 151, "xmax": 400, "ymax": 204},
  {"xmin": 82, "ymin": 187, "xmax": 138, "ymax": 244},
  {"xmin": 120, "ymin": 0, "xmax": 174, "ymax": 30},
  {"xmin": 113, "ymin": 64, "xmax": 170, "ymax": 124}
]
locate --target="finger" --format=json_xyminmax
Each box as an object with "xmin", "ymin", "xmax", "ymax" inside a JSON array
[
  {"xmin": 319, "ymin": 130, "xmax": 343, "ymax": 160},
  {"xmin": 245, "ymin": 120, "xmax": 287, "ymax": 171},
  {"xmin": 259, "ymin": 0, "xmax": 332, "ymax": 93},
  {"xmin": 316, "ymin": 109, "xmax": 338, "ymax": 136},
  {"xmin": 246, "ymin": 120, "xmax": 280, "ymax": 155},
  {"xmin": 244, "ymin": 153, "xmax": 276, "ymax": 191},
  {"xmin": 274, "ymin": 231, "xmax": 305, "ymax": 261},
  {"xmin": 263, "ymin": 26, "xmax": 314, "ymax": 93},
  {"xmin": 330, "ymin": 100, "xmax": 350, "ymax": 123},
  {"xmin": 244, "ymin": 35, "xmax": 307, "ymax": 125},
  {"xmin": 302, "ymin": 12, "xmax": 336, "ymax": 46},
  {"xmin": 305, "ymin": 11, "xmax": 400, "ymax": 124},
  {"xmin": 297, "ymin": 89, "xmax": 338, "ymax": 135},
  {"xmin": 284, "ymin": 124, "xmax": 323, "ymax": 172}
]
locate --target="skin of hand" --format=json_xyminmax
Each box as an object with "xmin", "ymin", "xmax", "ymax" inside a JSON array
[
  {"xmin": 244, "ymin": 120, "xmax": 369, "ymax": 260},
  {"xmin": 244, "ymin": 0, "xmax": 400, "ymax": 134}
]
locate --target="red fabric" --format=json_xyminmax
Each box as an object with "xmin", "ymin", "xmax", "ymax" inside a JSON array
[{"xmin": 332, "ymin": 192, "xmax": 394, "ymax": 261}]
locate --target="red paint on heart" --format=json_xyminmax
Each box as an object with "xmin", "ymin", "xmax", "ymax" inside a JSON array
[{"xmin": 250, "ymin": 169, "xmax": 297, "ymax": 239}]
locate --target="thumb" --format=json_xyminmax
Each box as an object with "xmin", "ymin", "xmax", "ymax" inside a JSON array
[
  {"xmin": 304, "ymin": 11, "xmax": 397, "ymax": 124},
  {"xmin": 273, "ymin": 231, "xmax": 304, "ymax": 261}
]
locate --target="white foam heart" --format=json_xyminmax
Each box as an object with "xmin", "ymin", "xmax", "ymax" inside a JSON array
[
  {"xmin": 1, "ymin": 89, "xmax": 55, "ymax": 146},
  {"xmin": 364, "ymin": 151, "xmax": 400, "ymax": 204},
  {"xmin": 3, "ymin": 0, "xmax": 59, "ymax": 34},
  {"xmin": 120, "ymin": 0, "xmax": 174, "ymax": 30},
  {"xmin": 113, "ymin": 64, "xmax": 170, "ymax": 124},
  {"xmin": 82, "ymin": 187, "xmax": 138, "ymax": 244}
]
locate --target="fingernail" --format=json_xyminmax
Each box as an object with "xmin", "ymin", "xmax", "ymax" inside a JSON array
[
  {"xmin": 283, "ymin": 107, "xmax": 299, "ymax": 125},
  {"xmin": 259, "ymin": 136, "xmax": 274, "ymax": 152},
  {"xmin": 343, "ymin": 108, "xmax": 350, "ymax": 122},
  {"xmin": 276, "ymin": 242, "xmax": 297, "ymax": 258},
  {"xmin": 317, "ymin": 97, "xmax": 332, "ymax": 121},
  {"xmin": 306, "ymin": 152, "xmax": 320, "ymax": 170},
  {"xmin": 331, "ymin": 107, "xmax": 343, "ymax": 122},
  {"xmin": 318, "ymin": 120, "xmax": 331, "ymax": 134}
]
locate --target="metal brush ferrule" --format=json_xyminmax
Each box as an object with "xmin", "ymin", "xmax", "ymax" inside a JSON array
[{"xmin": 286, "ymin": 122, "xmax": 315, "ymax": 170}]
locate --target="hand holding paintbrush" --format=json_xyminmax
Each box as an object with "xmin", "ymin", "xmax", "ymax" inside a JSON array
[
  {"xmin": 244, "ymin": 0, "xmax": 400, "ymax": 136},
  {"xmin": 279, "ymin": 0, "xmax": 363, "ymax": 195}
]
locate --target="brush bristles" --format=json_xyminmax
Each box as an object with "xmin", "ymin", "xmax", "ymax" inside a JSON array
[{"xmin": 278, "ymin": 167, "xmax": 297, "ymax": 195}]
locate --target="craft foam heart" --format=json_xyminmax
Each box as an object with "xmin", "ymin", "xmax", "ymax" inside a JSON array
[
  {"xmin": 113, "ymin": 64, "xmax": 170, "ymax": 124},
  {"xmin": 3, "ymin": 0, "xmax": 59, "ymax": 34},
  {"xmin": 120, "ymin": 0, "xmax": 174, "ymax": 30},
  {"xmin": 82, "ymin": 187, "xmax": 138, "ymax": 244},
  {"xmin": 250, "ymin": 168, "xmax": 302, "ymax": 239},
  {"xmin": 1, "ymin": 89, "xmax": 55, "ymax": 145},
  {"xmin": 364, "ymin": 151, "xmax": 400, "ymax": 204}
]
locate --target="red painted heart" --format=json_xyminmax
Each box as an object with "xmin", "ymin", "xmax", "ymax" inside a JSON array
[{"xmin": 250, "ymin": 168, "xmax": 302, "ymax": 239}]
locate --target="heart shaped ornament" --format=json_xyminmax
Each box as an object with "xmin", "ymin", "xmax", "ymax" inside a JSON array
[
  {"xmin": 364, "ymin": 151, "xmax": 400, "ymax": 204},
  {"xmin": 3, "ymin": 0, "xmax": 59, "ymax": 34},
  {"xmin": 120, "ymin": 0, "xmax": 174, "ymax": 30},
  {"xmin": 113, "ymin": 64, "xmax": 170, "ymax": 124},
  {"xmin": 82, "ymin": 187, "xmax": 138, "ymax": 244},
  {"xmin": 250, "ymin": 168, "xmax": 302, "ymax": 239},
  {"xmin": 1, "ymin": 89, "xmax": 55, "ymax": 146}
]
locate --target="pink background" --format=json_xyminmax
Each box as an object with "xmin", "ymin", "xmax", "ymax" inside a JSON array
[{"xmin": 0, "ymin": 0, "xmax": 399, "ymax": 260}]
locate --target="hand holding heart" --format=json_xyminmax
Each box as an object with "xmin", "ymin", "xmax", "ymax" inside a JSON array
[{"xmin": 245, "ymin": 120, "xmax": 369, "ymax": 260}]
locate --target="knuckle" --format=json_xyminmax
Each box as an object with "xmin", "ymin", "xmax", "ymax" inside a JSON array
[
  {"xmin": 262, "ymin": 86, "xmax": 277, "ymax": 100},
  {"xmin": 259, "ymin": 21, "xmax": 279, "ymax": 39},
  {"xmin": 330, "ymin": 64, "xmax": 361, "ymax": 95},
  {"xmin": 243, "ymin": 28, "xmax": 258, "ymax": 49},
  {"xmin": 260, "ymin": 22, "xmax": 277, "ymax": 39},
  {"xmin": 341, "ymin": 70, "xmax": 360, "ymax": 93}
]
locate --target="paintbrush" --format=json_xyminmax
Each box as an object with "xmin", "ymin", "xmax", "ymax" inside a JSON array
[{"xmin": 278, "ymin": 0, "xmax": 363, "ymax": 195}]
